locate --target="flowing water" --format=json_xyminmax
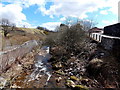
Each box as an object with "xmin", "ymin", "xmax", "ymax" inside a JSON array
[
  {"xmin": 26, "ymin": 46, "xmax": 52, "ymax": 85},
  {"xmin": 9, "ymin": 46, "xmax": 52, "ymax": 88}
]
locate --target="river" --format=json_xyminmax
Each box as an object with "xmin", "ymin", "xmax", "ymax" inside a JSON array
[{"xmin": 2, "ymin": 46, "xmax": 53, "ymax": 88}]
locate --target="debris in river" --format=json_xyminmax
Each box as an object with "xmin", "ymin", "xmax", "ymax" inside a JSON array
[
  {"xmin": 74, "ymin": 85, "xmax": 88, "ymax": 90},
  {"xmin": 70, "ymin": 76, "xmax": 79, "ymax": 81},
  {"xmin": 66, "ymin": 80, "xmax": 75, "ymax": 88},
  {"xmin": 55, "ymin": 70, "xmax": 65, "ymax": 76}
]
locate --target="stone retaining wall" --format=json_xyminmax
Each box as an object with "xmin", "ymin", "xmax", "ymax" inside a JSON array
[
  {"xmin": 0, "ymin": 40, "xmax": 38, "ymax": 74},
  {"xmin": 101, "ymin": 37, "xmax": 114, "ymax": 50}
]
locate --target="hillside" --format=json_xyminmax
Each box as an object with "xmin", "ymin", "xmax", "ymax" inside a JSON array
[
  {"xmin": 16, "ymin": 27, "xmax": 46, "ymax": 35},
  {"xmin": 1, "ymin": 26, "xmax": 50, "ymax": 51}
]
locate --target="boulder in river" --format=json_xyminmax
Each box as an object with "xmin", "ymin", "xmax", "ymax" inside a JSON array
[{"xmin": 86, "ymin": 58, "xmax": 104, "ymax": 76}]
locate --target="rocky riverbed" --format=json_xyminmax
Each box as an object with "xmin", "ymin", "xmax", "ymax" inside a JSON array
[
  {"xmin": 47, "ymin": 39, "xmax": 120, "ymax": 89},
  {"xmin": 0, "ymin": 40, "xmax": 120, "ymax": 89},
  {"xmin": 0, "ymin": 46, "xmax": 52, "ymax": 88}
]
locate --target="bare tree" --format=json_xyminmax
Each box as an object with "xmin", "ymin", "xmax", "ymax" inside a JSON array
[
  {"xmin": 11, "ymin": 23, "xmax": 16, "ymax": 31},
  {"xmin": 0, "ymin": 18, "xmax": 15, "ymax": 37},
  {"xmin": 79, "ymin": 20, "xmax": 97, "ymax": 31},
  {"xmin": 54, "ymin": 26, "xmax": 60, "ymax": 32},
  {"xmin": 64, "ymin": 17, "xmax": 77, "ymax": 27},
  {"xmin": 45, "ymin": 21, "xmax": 86, "ymax": 55},
  {"xmin": 63, "ymin": 17, "xmax": 97, "ymax": 31}
]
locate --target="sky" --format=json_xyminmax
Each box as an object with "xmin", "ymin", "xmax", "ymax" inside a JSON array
[{"xmin": 0, "ymin": 0, "xmax": 120, "ymax": 31}]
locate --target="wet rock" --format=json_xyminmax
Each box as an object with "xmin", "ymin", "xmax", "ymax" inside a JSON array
[
  {"xmin": 20, "ymin": 51, "xmax": 35, "ymax": 68},
  {"xmin": 88, "ymin": 58, "xmax": 103, "ymax": 69},
  {"xmin": 55, "ymin": 77, "xmax": 62, "ymax": 83},
  {"xmin": 74, "ymin": 85, "xmax": 88, "ymax": 90},
  {"xmin": 1, "ymin": 63, "xmax": 23, "ymax": 82},
  {"xmin": 52, "ymin": 62, "xmax": 63, "ymax": 70},
  {"xmin": 67, "ymin": 57, "xmax": 76, "ymax": 64},
  {"xmin": 10, "ymin": 84, "xmax": 21, "ymax": 88},
  {"xmin": 81, "ymin": 79, "xmax": 89, "ymax": 85},
  {"xmin": 86, "ymin": 58, "xmax": 104, "ymax": 76},
  {"xmin": 70, "ymin": 76, "xmax": 79, "ymax": 81},
  {"xmin": 55, "ymin": 70, "xmax": 65, "ymax": 76},
  {"xmin": 78, "ymin": 77, "xmax": 101, "ymax": 88},
  {"xmin": 66, "ymin": 80, "xmax": 75, "ymax": 87},
  {"xmin": 0, "ymin": 77, "xmax": 7, "ymax": 89}
]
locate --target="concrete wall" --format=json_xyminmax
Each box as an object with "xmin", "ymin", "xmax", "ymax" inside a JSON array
[
  {"xmin": 0, "ymin": 40, "xmax": 38, "ymax": 74},
  {"xmin": 118, "ymin": 1, "xmax": 120, "ymax": 22}
]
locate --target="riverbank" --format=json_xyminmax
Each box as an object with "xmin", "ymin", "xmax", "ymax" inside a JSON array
[
  {"xmin": 0, "ymin": 39, "xmax": 120, "ymax": 89},
  {"xmin": 47, "ymin": 38, "xmax": 120, "ymax": 89},
  {"xmin": 0, "ymin": 46, "xmax": 52, "ymax": 88}
]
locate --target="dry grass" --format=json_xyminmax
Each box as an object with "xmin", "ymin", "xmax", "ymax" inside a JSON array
[
  {"xmin": 1, "ymin": 27, "xmax": 47, "ymax": 50},
  {"xmin": 17, "ymin": 27, "xmax": 46, "ymax": 35},
  {"xmin": 8, "ymin": 34, "xmax": 38, "ymax": 45}
]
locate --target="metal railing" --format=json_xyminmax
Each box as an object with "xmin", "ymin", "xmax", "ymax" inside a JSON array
[
  {"xmin": 89, "ymin": 32, "xmax": 120, "ymax": 42},
  {"xmin": 89, "ymin": 33, "xmax": 102, "ymax": 42}
]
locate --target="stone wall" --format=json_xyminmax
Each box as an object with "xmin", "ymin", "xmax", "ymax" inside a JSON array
[
  {"xmin": 0, "ymin": 40, "xmax": 38, "ymax": 74},
  {"xmin": 101, "ymin": 23, "xmax": 120, "ymax": 50},
  {"xmin": 101, "ymin": 37, "xmax": 114, "ymax": 50}
]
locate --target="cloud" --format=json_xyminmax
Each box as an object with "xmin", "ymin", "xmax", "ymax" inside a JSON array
[
  {"xmin": 0, "ymin": 3, "xmax": 32, "ymax": 27},
  {"xmin": 100, "ymin": 10, "xmax": 108, "ymax": 15},
  {"xmin": 1, "ymin": 4, "xmax": 26, "ymax": 22},
  {"xmin": 2, "ymin": 0, "xmax": 120, "ymax": 28},
  {"xmin": 1, "ymin": 0, "xmax": 47, "ymax": 28},
  {"xmin": 106, "ymin": 0, "xmax": 119, "ymax": 15},
  {"xmin": 2, "ymin": 0, "xmax": 46, "ymax": 7},
  {"xmin": 3, "ymin": 0, "xmax": 119, "ymax": 19},
  {"xmin": 102, "ymin": 20, "xmax": 117, "ymax": 26},
  {"xmin": 60, "ymin": 17, "xmax": 66, "ymax": 21},
  {"xmin": 17, "ymin": 21, "xmax": 32, "ymax": 28},
  {"xmin": 2, "ymin": 0, "xmax": 120, "ymax": 17},
  {"xmin": 39, "ymin": 0, "xmax": 119, "ymax": 19},
  {"xmin": 41, "ymin": 22, "xmax": 61, "ymax": 31}
]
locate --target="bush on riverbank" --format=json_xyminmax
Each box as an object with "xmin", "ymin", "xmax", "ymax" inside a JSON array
[{"xmin": 44, "ymin": 23, "xmax": 87, "ymax": 61}]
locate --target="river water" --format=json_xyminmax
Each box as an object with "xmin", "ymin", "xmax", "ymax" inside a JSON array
[
  {"xmin": 27, "ymin": 46, "xmax": 52, "ymax": 85},
  {"xmin": 8, "ymin": 46, "xmax": 52, "ymax": 88}
]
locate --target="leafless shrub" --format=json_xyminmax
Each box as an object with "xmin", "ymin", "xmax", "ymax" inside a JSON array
[
  {"xmin": 44, "ymin": 22, "xmax": 87, "ymax": 58},
  {"xmin": 0, "ymin": 18, "xmax": 16, "ymax": 37}
]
